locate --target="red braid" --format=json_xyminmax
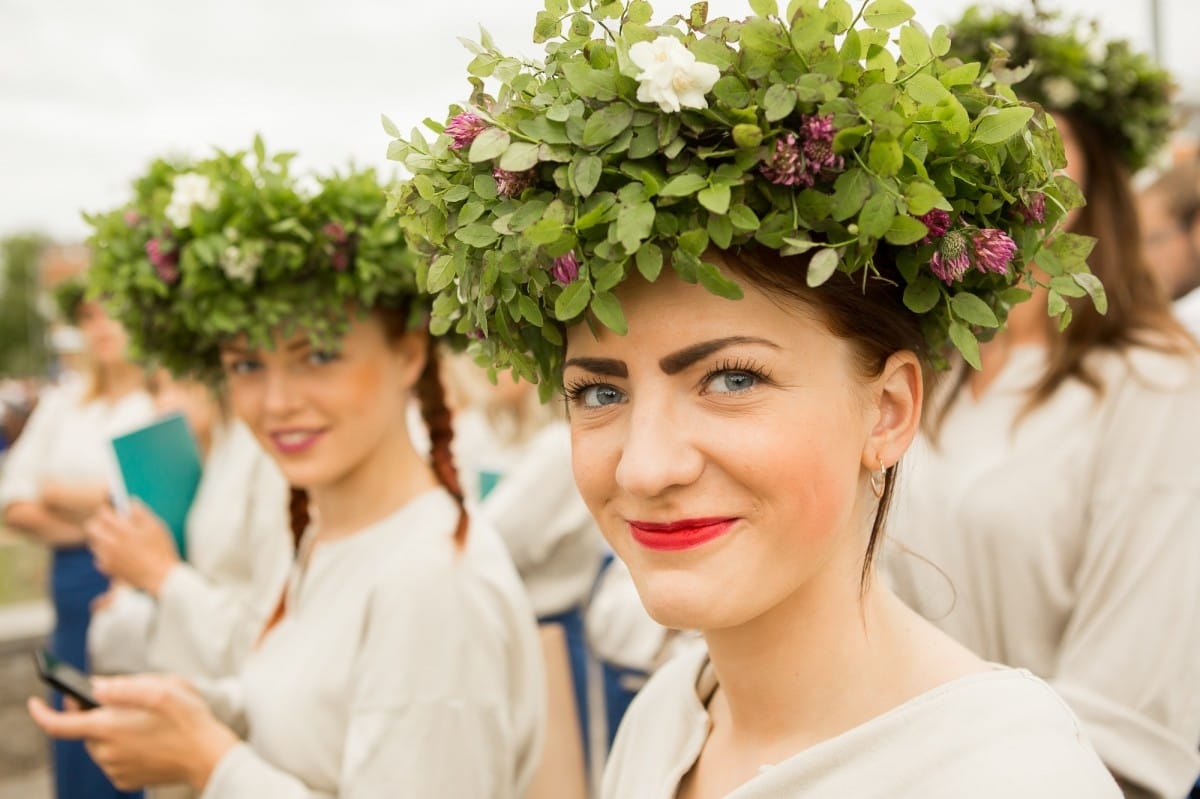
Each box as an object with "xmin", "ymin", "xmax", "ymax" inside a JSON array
[
  {"xmin": 258, "ymin": 487, "xmax": 307, "ymax": 644},
  {"xmin": 415, "ymin": 342, "xmax": 469, "ymax": 548}
]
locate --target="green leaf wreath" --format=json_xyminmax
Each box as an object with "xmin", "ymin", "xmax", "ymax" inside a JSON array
[
  {"xmin": 949, "ymin": 4, "xmax": 1175, "ymax": 174},
  {"xmin": 86, "ymin": 137, "xmax": 423, "ymax": 380},
  {"xmin": 389, "ymin": 0, "xmax": 1097, "ymax": 387}
]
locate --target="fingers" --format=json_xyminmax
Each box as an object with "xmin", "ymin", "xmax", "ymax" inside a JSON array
[
  {"xmin": 27, "ymin": 696, "xmax": 97, "ymax": 740},
  {"xmin": 92, "ymin": 674, "xmax": 178, "ymax": 710}
]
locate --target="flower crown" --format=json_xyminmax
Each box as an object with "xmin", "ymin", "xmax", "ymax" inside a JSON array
[
  {"xmin": 86, "ymin": 137, "xmax": 424, "ymax": 380},
  {"xmin": 389, "ymin": 0, "xmax": 1098, "ymax": 387},
  {"xmin": 949, "ymin": 5, "xmax": 1174, "ymax": 173}
]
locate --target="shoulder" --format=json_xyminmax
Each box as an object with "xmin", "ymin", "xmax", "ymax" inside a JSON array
[
  {"xmin": 603, "ymin": 648, "xmax": 710, "ymax": 797},
  {"xmin": 366, "ymin": 493, "xmax": 535, "ymax": 631},
  {"xmin": 1086, "ymin": 342, "xmax": 1200, "ymax": 395},
  {"xmin": 893, "ymin": 669, "xmax": 1119, "ymax": 796}
]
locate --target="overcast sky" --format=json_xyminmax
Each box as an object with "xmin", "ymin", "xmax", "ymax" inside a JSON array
[{"xmin": 3, "ymin": 0, "xmax": 1195, "ymax": 241}]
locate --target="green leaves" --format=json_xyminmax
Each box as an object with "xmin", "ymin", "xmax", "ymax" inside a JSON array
[
  {"xmin": 387, "ymin": 0, "xmax": 1095, "ymax": 388},
  {"xmin": 973, "ymin": 107, "xmax": 1035, "ymax": 145},
  {"xmin": 469, "ymin": 128, "xmax": 511, "ymax": 162},
  {"xmin": 863, "ymin": 0, "xmax": 915, "ymax": 30}
]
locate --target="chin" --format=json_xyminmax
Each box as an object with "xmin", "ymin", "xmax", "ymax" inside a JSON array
[{"xmin": 631, "ymin": 567, "xmax": 754, "ymax": 632}]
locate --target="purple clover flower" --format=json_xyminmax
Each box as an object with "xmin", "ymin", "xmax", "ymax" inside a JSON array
[
  {"xmin": 760, "ymin": 115, "xmax": 842, "ymax": 187},
  {"xmin": 493, "ymin": 167, "xmax": 536, "ymax": 198},
  {"xmin": 973, "ymin": 228, "xmax": 1018, "ymax": 276},
  {"xmin": 1018, "ymin": 193, "xmax": 1046, "ymax": 224},
  {"xmin": 552, "ymin": 251, "xmax": 580, "ymax": 286},
  {"xmin": 323, "ymin": 222, "xmax": 348, "ymax": 243},
  {"xmin": 930, "ymin": 230, "xmax": 971, "ymax": 284},
  {"xmin": 918, "ymin": 209, "xmax": 951, "ymax": 243},
  {"xmin": 446, "ymin": 112, "xmax": 489, "ymax": 151},
  {"xmin": 145, "ymin": 239, "xmax": 180, "ymax": 284},
  {"xmin": 123, "ymin": 209, "xmax": 142, "ymax": 227}
]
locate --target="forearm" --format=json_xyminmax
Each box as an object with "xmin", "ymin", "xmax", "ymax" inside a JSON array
[
  {"xmin": 2, "ymin": 501, "xmax": 87, "ymax": 546},
  {"xmin": 41, "ymin": 480, "xmax": 109, "ymax": 522}
]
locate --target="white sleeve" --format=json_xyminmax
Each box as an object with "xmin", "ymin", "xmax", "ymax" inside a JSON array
[
  {"xmin": 0, "ymin": 388, "xmax": 65, "ymax": 508},
  {"xmin": 1050, "ymin": 361, "xmax": 1200, "ymax": 798},
  {"xmin": 149, "ymin": 460, "xmax": 292, "ymax": 679},
  {"xmin": 479, "ymin": 424, "xmax": 588, "ymax": 573},
  {"xmin": 202, "ymin": 552, "xmax": 536, "ymax": 799}
]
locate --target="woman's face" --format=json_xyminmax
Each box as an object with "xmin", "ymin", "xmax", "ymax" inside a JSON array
[
  {"xmin": 564, "ymin": 262, "xmax": 918, "ymax": 631},
  {"xmin": 219, "ymin": 313, "xmax": 424, "ymax": 491},
  {"xmin": 76, "ymin": 301, "xmax": 130, "ymax": 366}
]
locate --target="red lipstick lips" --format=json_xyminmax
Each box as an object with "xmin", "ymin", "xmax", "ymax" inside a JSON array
[{"xmin": 628, "ymin": 517, "xmax": 737, "ymax": 552}]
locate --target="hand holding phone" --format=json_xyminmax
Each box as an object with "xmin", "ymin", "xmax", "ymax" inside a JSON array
[{"xmin": 34, "ymin": 650, "xmax": 100, "ymax": 709}]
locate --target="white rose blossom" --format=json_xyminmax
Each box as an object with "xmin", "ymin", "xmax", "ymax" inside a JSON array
[
  {"xmin": 165, "ymin": 173, "xmax": 220, "ymax": 229},
  {"xmin": 219, "ymin": 245, "xmax": 262, "ymax": 284},
  {"xmin": 629, "ymin": 36, "xmax": 721, "ymax": 113}
]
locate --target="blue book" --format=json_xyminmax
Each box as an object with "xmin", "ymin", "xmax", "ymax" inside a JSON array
[{"xmin": 109, "ymin": 412, "xmax": 203, "ymax": 560}]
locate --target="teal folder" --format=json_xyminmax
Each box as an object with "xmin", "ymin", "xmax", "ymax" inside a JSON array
[{"xmin": 110, "ymin": 412, "xmax": 203, "ymax": 560}]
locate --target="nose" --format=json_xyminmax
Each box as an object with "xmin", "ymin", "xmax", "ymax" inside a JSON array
[
  {"xmin": 262, "ymin": 365, "xmax": 302, "ymax": 419},
  {"xmin": 613, "ymin": 389, "xmax": 705, "ymax": 499}
]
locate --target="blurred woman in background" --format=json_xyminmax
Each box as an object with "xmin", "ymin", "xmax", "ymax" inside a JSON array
[{"xmin": 0, "ymin": 279, "xmax": 153, "ymax": 799}]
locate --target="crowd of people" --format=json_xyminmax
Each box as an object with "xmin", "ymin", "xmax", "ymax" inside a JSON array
[{"xmin": 0, "ymin": 2, "xmax": 1197, "ymax": 798}]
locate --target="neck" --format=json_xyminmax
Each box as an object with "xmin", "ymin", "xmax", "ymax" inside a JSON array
[
  {"xmin": 701, "ymin": 538, "xmax": 944, "ymax": 752},
  {"xmin": 98, "ymin": 361, "xmax": 144, "ymax": 400},
  {"xmin": 308, "ymin": 423, "xmax": 439, "ymax": 541}
]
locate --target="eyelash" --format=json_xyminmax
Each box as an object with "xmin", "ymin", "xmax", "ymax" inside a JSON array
[
  {"xmin": 700, "ymin": 358, "xmax": 772, "ymax": 391},
  {"xmin": 562, "ymin": 377, "xmax": 609, "ymax": 405}
]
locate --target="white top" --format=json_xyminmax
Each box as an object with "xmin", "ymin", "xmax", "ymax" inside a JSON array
[
  {"xmin": 886, "ymin": 345, "xmax": 1200, "ymax": 798},
  {"xmin": 1176, "ymin": 286, "xmax": 1200, "ymax": 338},
  {"xmin": 603, "ymin": 648, "xmax": 1119, "ymax": 799},
  {"xmin": 465, "ymin": 417, "xmax": 605, "ymax": 618},
  {"xmin": 0, "ymin": 380, "xmax": 155, "ymax": 510},
  {"xmin": 200, "ymin": 488, "xmax": 545, "ymax": 799},
  {"xmin": 88, "ymin": 420, "xmax": 292, "ymax": 680}
]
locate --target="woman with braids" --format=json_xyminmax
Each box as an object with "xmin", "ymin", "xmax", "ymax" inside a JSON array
[
  {"xmin": 393, "ymin": 1, "xmax": 1118, "ymax": 796},
  {"xmin": 30, "ymin": 142, "xmax": 545, "ymax": 798},
  {"xmin": 883, "ymin": 9, "xmax": 1200, "ymax": 798}
]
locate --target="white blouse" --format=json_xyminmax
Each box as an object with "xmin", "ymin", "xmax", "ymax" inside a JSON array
[
  {"xmin": 0, "ymin": 380, "xmax": 155, "ymax": 510},
  {"xmin": 470, "ymin": 420, "xmax": 606, "ymax": 618},
  {"xmin": 200, "ymin": 488, "xmax": 545, "ymax": 799},
  {"xmin": 603, "ymin": 648, "xmax": 1119, "ymax": 798},
  {"xmin": 88, "ymin": 420, "xmax": 292, "ymax": 680},
  {"xmin": 886, "ymin": 345, "xmax": 1200, "ymax": 798}
]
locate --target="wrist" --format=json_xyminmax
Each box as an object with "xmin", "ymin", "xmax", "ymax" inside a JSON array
[
  {"xmin": 188, "ymin": 721, "xmax": 239, "ymax": 792},
  {"xmin": 141, "ymin": 559, "xmax": 180, "ymax": 597}
]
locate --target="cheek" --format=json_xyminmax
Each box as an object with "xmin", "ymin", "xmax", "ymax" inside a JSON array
[{"xmin": 227, "ymin": 380, "xmax": 264, "ymax": 430}]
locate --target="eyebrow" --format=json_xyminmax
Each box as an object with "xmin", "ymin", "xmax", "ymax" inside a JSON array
[
  {"xmin": 562, "ymin": 356, "xmax": 628, "ymax": 378},
  {"xmin": 563, "ymin": 336, "xmax": 780, "ymax": 379},
  {"xmin": 659, "ymin": 336, "xmax": 780, "ymax": 375}
]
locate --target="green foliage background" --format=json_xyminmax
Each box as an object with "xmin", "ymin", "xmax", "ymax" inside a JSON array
[{"xmin": 0, "ymin": 234, "xmax": 51, "ymax": 379}]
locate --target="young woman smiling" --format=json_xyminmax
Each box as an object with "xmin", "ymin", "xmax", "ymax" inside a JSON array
[
  {"xmin": 30, "ymin": 146, "xmax": 544, "ymax": 798},
  {"xmin": 395, "ymin": 1, "xmax": 1124, "ymax": 795}
]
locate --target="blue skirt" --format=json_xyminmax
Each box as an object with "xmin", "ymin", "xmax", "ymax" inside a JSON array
[{"xmin": 48, "ymin": 547, "xmax": 142, "ymax": 799}]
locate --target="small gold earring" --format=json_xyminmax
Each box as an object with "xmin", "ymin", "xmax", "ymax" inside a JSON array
[{"xmin": 870, "ymin": 458, "xmax": 887, "ymax": 499}]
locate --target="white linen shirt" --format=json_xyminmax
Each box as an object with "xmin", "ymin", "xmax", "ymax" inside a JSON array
[
  {"xmin": 602, "ymin": 648, "xmax": 1119, "ymax": 798},
  {"xmin": 88, "ymin": 420, "xmax": 292, "ymax": 680},
  {"xmin": 886, "ymin": 345, "xmax": 1200, "ymax": 798},
  {"xmin": 0, "ymin": 380, "xmax": 154, "ymax": 509},
  {"xmin": 200, "ymin": 488, "xmax": 545, "ymax": 799}
]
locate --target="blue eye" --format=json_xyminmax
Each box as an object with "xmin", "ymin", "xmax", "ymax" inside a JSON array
[
  {"xmin": 224, "ymin": 358, "xmax": 262, "ymax": 376},
  {"xmin": 568, "ymin": 383, "xmax": 626, "ymax": 408},
  {"xmin": 307, "ymin": 350, "xmax": 339, "ymax": 366},
  {"xmin": 704, "ymin": 370, "xmax": 759, "ymax": 394}
]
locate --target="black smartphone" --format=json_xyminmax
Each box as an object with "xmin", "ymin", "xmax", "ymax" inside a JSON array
[{"xmin": 33, "ymin": 649, "xmax": 100, "ymax": 709}]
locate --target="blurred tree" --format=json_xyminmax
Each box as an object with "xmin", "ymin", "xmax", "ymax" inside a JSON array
[{"xmin": 0, "ymin": 233, "xmax": 51, "ymax": 377}]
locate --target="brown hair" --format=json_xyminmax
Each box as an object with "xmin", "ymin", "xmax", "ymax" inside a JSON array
[
  {"xmin": 721, "ymin": 246, "xmax": 928, "ymax": 586},
  {"xmin": 378, "ymin": 305, "xmax": 469, "ymax": 548},
  {"xmin": 940, "ymin": 113, "xmax": 1195, "ymax": 417}
]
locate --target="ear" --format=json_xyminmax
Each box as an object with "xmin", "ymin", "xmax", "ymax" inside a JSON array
[
  {"xmin": 390, "ymin": 327, "xmax": 430, "ymax": 391},
  {"xmin": 862, "ymin": 350, "xmax": 923, "ymax": 471}
]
